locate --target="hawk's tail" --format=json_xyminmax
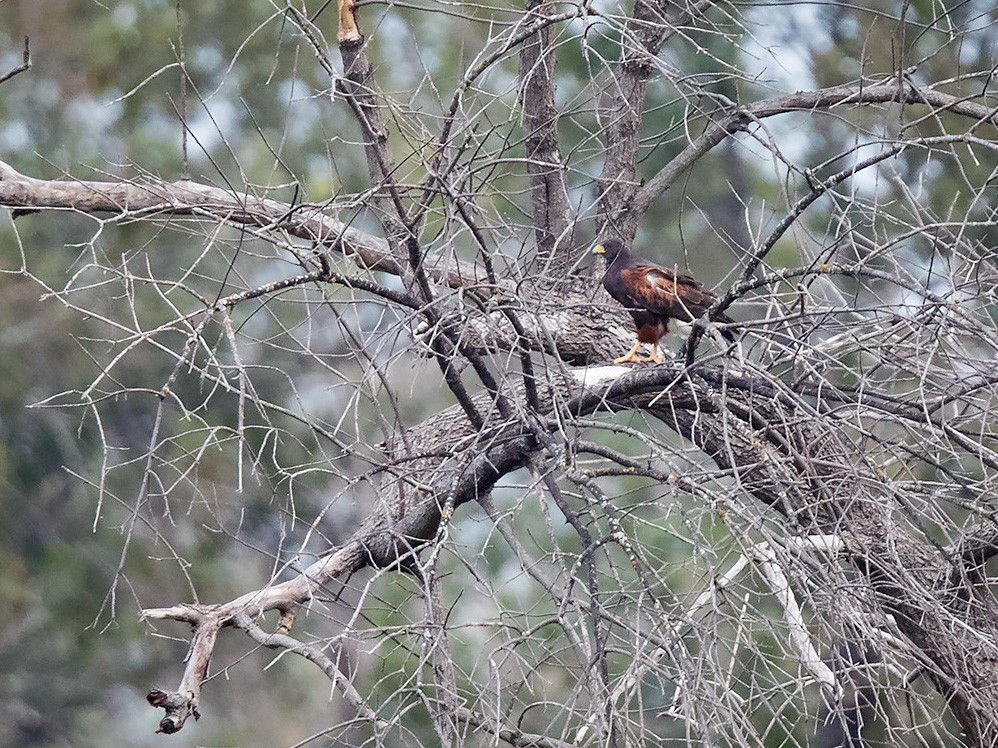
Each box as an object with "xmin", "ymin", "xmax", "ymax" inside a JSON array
[{"xmin": 712, "ymin": 311, "xmax": 739, "ymax": 343}]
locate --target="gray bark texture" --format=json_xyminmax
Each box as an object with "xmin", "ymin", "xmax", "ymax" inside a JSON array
[{"xmin": 3, "ymin": 0, "xmax": 998, "ymax": 743}]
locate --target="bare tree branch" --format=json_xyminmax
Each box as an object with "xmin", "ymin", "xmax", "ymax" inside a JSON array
[
  {"xmin": 6, "ymin": 3, "xmax": 998, "ymax": 746},
  {"xmin": 632, "ymin": 79, "xmax": 998, "ymax": 219},
  {"xmin": 519, "ymin": 0, "xmax": 573, "ymax": 268},
  {"xmin": 0, "ymin": 36, "xmax": 30, "ymax": 86},
  {"xmin": 0, "ymin": 159, "xmax": 485, "ymax": 287},
  {"xmin": 597, "ymin": 0, "xmax": 714, "ymax": 242},
  {"xmin": 133, "ymin": 347, "xmax": 998, "ymax": 741}
]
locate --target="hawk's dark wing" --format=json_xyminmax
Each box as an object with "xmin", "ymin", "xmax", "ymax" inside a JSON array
[{"xmin": 618, "ymin": 264, "xmax": 717, "ymax": 321}]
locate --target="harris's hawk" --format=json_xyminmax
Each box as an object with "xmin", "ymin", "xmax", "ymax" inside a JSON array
[{"xmin": 594, "ymin": 238, "xmax": 737, "ymax": 364}]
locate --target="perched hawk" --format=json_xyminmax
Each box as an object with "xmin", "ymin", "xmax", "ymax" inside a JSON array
[{"xmin": 594, "ymin": 238, "xmax": 737, "ymax": 363}]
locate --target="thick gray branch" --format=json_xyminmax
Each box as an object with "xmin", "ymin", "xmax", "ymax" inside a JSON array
[
  {"xmin": 0, "ymin": 160, "xmax": 484, "ymax": 288},
  {"xmin": 519, "ymin": 0, "xmax": 572, "ymax": 269},
  {"xmin": 596, "ymin": 0, "xmax": 680, "ymax": 242}
]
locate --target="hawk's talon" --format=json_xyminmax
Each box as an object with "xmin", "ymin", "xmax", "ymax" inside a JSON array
[{"xmin": 613, "ymin": 341, "xmax": 666, "ymax": 364}]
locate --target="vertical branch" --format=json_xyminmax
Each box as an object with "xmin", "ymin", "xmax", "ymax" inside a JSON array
[
  {"xmin": 421, "ymin": 558, "xmax": 462, "ymax": 748},
  {"xmin": 332, "ymin": 0, "xmax": 493, "ymax": 428},
  {"xmin": 519, "ymin": 0, "xmax": 573, "ymax": 270},
  {"xmin": 596, "ymin": 0, "xmax": 715, "ymax": 241},
  {"xmin": 534, "ymin": 462, "xmax": 619, "ymax": 745},
  {"xmin": 335, "ymin": 0, "xmax": 411, "ymax": 260},
  {"xmin": 337, "ymin": 0, "xmax": 362, "ymax": 43},
  {"xmin": 596, "ymin": 0, "xmax": 671, "ymax": 241},
  {"xmin": 336, "ymin": 22, "xmax": 393, "ymax": 192}
]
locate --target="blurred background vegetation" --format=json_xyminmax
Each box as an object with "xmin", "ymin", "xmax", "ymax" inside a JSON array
[{"xmin": 0, "ymin": 0, "xmax": 993, "ymax": 745}]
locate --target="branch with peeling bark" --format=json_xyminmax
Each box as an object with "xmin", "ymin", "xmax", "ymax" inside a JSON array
[
  {"xmin": 0, "ymin": 159, "xmax": 484, "ymax": 289},
  {"xmin": 133, "ymin": 346, "xmax": 998, "ymax": 741}
]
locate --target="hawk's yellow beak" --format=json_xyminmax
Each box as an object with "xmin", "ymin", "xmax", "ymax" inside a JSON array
[{"xmin": 593, "ymin": 244, "xmax": 606, "ymax": 255}]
